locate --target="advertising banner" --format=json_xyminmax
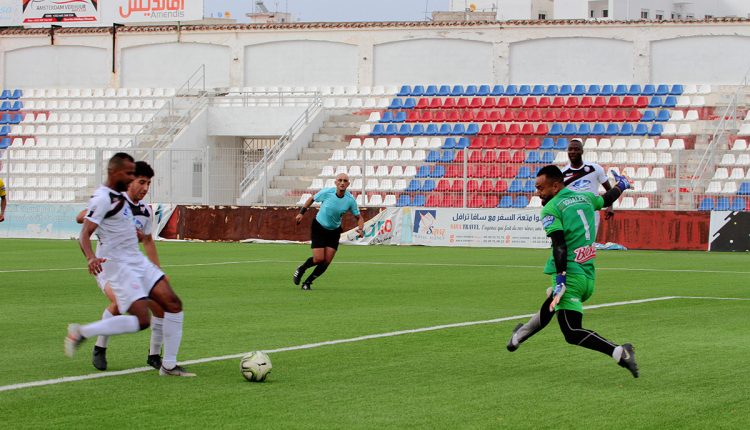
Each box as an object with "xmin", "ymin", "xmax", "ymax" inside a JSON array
[
  {"xmin": 0, "ymin": 0, "xmax": 22, "ymax": 26},
  {"xmin": 107, "ymin": 0, "xmax": 203, "ymax": 24},
  {"xmin": 0, "ymin": 203, "xmax": 85, "ymax": 239},
  {"xmin": 709, "ymin": 210, "xmax": 750, "ymax": 252},
  {"xmin": 22, "ymin": 0, "xmax": 100, "ymax": 26},
  {"xmin": 341, "ymin": 207, "xmax": 550, "ymax": 248}
]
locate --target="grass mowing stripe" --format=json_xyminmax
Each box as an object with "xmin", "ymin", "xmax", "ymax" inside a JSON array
[
  {"xmin": 2, "ymin": 259, "xmax": 750, "ymax": 275},
  {"xmin": 5, "ymin": 295, "xmax": 746, "ymax": 394}
]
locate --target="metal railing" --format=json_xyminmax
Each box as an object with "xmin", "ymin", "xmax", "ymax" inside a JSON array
[{"xmin": 239, "ymin": 93, "xmax": 323, "ymax": 202}]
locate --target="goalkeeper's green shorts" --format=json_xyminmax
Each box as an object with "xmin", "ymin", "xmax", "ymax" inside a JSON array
[{"xmin": 549, "ymin": 273, "xmax": 595, "ymax": 313}]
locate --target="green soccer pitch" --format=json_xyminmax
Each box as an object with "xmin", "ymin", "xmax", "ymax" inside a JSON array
[{"xmin": 1, "ymin": 239, "xmax": 748, "ymax": 428}]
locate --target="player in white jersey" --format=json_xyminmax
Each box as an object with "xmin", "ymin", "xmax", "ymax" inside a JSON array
[
  {"xmin": 561, "ymin": 138, "xmax": 614, "ymax": 233},
  {"xmin": 65, "ymin": 153, "xmax": 194, "ymax": 377},
  {"xmin": 76, "ymin": 161, "xmax": 165, "ymax": 371}
]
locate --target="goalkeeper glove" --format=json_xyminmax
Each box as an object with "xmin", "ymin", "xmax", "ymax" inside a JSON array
[
  {"xmin": 611, "ymin": 169, "xmax": 631, "ymax": 191},
  {"xmin": 553, "ymin": 273, "xmax": 566, "ymax": 296}
]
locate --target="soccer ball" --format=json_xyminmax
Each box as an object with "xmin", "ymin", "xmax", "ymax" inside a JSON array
[{"xmin": 240, "ymin": 351, "xmax": 272, "ymax": 382}]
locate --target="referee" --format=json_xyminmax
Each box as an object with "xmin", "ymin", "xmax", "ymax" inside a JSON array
[{"xmin": 294, "ymin": 173, "xmax": 364, "ymax": 290}]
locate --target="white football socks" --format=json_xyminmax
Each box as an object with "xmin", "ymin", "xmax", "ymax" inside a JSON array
[
  {"xmin": 150, "ymin": 316, "xmax": 164, "ymax": 356},
  {"xmin": 80, "ymin": 315, "xmax": 140, "ymax": 339},
  {"xmin": 161, "ymin": 311, "xmax": 184, "ymax": 369},
  {"xmin": 95, "ymin": 308, "xmax": 114, "ymax": 348},
  {"xmin": 612, "ymin": 345, "xmax": 624, "ymax": 362}
]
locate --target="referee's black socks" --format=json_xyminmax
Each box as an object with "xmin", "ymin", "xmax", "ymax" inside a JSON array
[
  {"xmin": 304, "ymin": 263, "xmax": 329, "ymax": 285},
  {"xmin": 300, "ymin": 257, "xmax": 316, "ymax": 270}
]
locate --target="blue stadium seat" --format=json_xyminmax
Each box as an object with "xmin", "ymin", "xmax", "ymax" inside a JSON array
[
  {"xmin": 571, "ymin": 84, "xmax": 585, "ymax": 96},
  {"xmin": 548, "ymin": 124, "xmax": 563, "ymax": 136},
  {"xmin": 562, "ymin": 124, "xmax": 578, "ymax": 135},
  {"xmin": 559, "ymin": 84, "xmax": 573, "ymax": 95},
  {"xmin": 669, "ymin": 84, "xmax": 684, "ymax": 95},
  {"xmin": 424, "ymin": 85, "xmax": 438, "ymax": 96},
  {"xmin": 662, "ymin": 96, "xmax": 677, "ymax": 108},
  {"xmin": 614, "ymin": 84, "xmax": 628, "ymax": 96},
  {"xmin": 649, "ymin": 124, "xmax": 664, "ymax": 136},
  {"xmin": 508, "ymin": 180, "xmax": 523, "ymax": 193},
  {"xmin": 738, "ymin": 182, "xmax": 750, "ymax": 196},
  {"xmin": 10, "ymin": 101, "xmax": 22, "ymax": 111},
  {"xmin": 546, "ymin": 84, "xmax": 560, "ymax": 96},
  {"xmin": 523, "ymin": 180, "xmax": 536, "ymax": 193},
  {"xmin": 429, "ymin": 124, "xmax": 444, "ymax": 136},
  {"xmin": 0, "ymin": 89, "xmax": 11, "ymax": 99},
  {"xmin": 371, "ymin": 124, "xmax": 386, "ymax": 135},
  {"xmin": 619, "ymin": 123, "xmax": 634, "ymax": 135},
  {"xmin": 411, "ymin": 85, "xmax": 425, "ymax": 96},
  {"xmin": 442, "ymin": 137, "xmax": 456, "ymax": 150},
  {"xmin": 465, "ymin": 85, "xmax": 478, "ymax": 96},
  {"xmin": 411, "ymin": 194, "xmax": 426, "ymax": 206},
  {"xmin": 0, "ymin": 137, "xmax": 10, "ymax": 149},
  {"xmin": 388, "ymin": 98, "xmax": 403, "ymax": 109},
  {"xmin": 605, "ymin": 123, "xmax": 620, "ymax": 135},
  {"xmin": 730, "ymin": 197, "xmax": 746, "ymax": 211},
  {"xmin": 406, "ymin": 179, "xmax": 421, "ymax": 191},
  {"xmin": 517, "ymin": 165, "xmax": 533, "ymax": 178},
  {"xmin": 524, "ymin": 152, "xmax": 539, "ymax": 164},
  {"xmin": 628, "ymin": 84, "xmax": 642, "ymax": 95},
  {"xmin": 648, "ymin": 96, "xmax": 663, "ymax": 108},
  {"xmin": 477, "ymin": 85, "xmax": 491, "ymax": 96},
  {"xmin": 498, "ymin": 195, "xmax": 513, "ymax": 208},
  {"xmin": 465, "ymin": 124, "xmax": 479, "ymax": 135},
  {"xmin": 451, "ymin": 124, "xmax": 466, "ymax": 135},
  {"xmin": 586, "ymin": 84, "xmax": 601, "ymax": 95},
  {"xmin": 0, "ymin": 114, "xmax": 9, "ymax": 124},
  {"xmin": 402, "ymin": 98, "xmax": 417, "ymax": 109},
  {"xmin": 385, "ymin": 124, "xmax": 399, "ymax": 135},
  {"xmin": 716, "ymin": 197, "xmax": 730, "ymax": 211},
  {"xmin": 393, "ymin": 111, "xmax": 406, "ymax": 123},
  {"xmin": 600, "ymin": 84, "xmax": 614, "ymax": 96},
  {"xmin": 634, "ymin": 123, "xmax": 649, "ymax": 135},
  {"xmin": 437, "ymin": 85, "xmax": 451, "ymax": 96},
  {"xmin": 540, "ymin": 137, "xmax": 555, "ymax": 149},
  {"xmin": 591, "ymin": 124, "xmax": 606, "ymax": 135},
  {"xmin": 491, "ymin": 85, "xmax": 505, "ymax": 96},
  {"xmin": 531, "ymin": 84, "xmax": 545, "ymax": 96},
  {"xmin": 656, "ymin": 110, "xmax": 670, "ymax": 121},
  {"xmin": 9, "ymin": 114, "xmax": 21, "ymax": 124},
  {"xmin": 504, "ymin": 85, "xmax": 518, "ymax": 96},
  {"xmin": 397, "ymin": 195, "xmax": 411, "ymax": 207},
  {"xmin": 554, "ymin": 138, "xmax": 568, "ymax": 150},
  {"xmin": 698, "ymin": 197, "xmax": 714, "ymax": 211},
  {"xmin": 513, "ymin": 196, "xmax": 529, "ymax": 208},
  {"xmin": 380, "ymin": 111, "xmax": 394, "ymax": 122},
  {"xmin": 411, "ymin": 124, "xmax": 425, "ymax": 135},
  {"xmin": 655, "ymin": 84, "xmax": 669, "ymax": 95},
  {"xmin": 577, "ymin": 123, "xmax": 591, "ymax": 135},
  {"xmin": 397, "ymin": 86, "xmax": 411, "ymax": 97},
  {"xmin": 518, "ymin": 85, "xmax": 531, "ymax": 96},
  {"xmin": 450, "ymin": 85, "xmax": 464, "ymax": 96},
  {"xmin": 640, "ymin": 110, "xmax": 656, "ymax": 121},
  {"xmin": 395, "ymin": 124, "xmax": 409, "ymax": 135},
  {"xmin": 441, "ymin": 150, "xmax": 455, "ymax": 163},
  {"xmin": 0, "ymin": 101, "xmax": 10, "ymax": 110},
  {"xmin": 642, "ymin": 84, "xmax": 656, "ymax": 95},
  {"xmin": 11, "ymin": 89, "xmax": 22, "ymax": 99},
  {"xmin": 0, "ymin": 125, "xmax": 10, "ymax": 136},
  {"xmin": 426, "ymin": 150, "xmax": 441, "ymax": 162},
  {"xmin": 421, "ymin": 179, "xmax": 436, "ymax": 192},
  {"xmin": 541, "ymin": 152, "xmax": 555, "ymax": 164},
  {"xmin": 456, "ymin": 137, "xmax": 470, "ymax": 149}
]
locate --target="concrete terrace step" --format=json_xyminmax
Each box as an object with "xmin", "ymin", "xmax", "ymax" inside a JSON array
[{"xmin": 318, "ymin": 127, "xmax": 359, "ymax": 135}]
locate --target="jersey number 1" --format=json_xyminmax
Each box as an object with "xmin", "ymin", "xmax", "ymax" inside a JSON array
[{"xmin": 576, "ymin": 209, "xmax": 592, "ymax": 241}]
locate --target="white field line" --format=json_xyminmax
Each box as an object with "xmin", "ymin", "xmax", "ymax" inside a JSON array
[
  {"xmin": 1, "ymin": 259, "xmax": 750, "ymax": 275},
  {"xmin": 1, "ymin": 295, "xmax": 748, "ymax": 393}
]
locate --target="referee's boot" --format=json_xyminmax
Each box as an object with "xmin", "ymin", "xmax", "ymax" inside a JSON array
[
  {"xmin": 301, "ymin": 281, "xmax": 313, "ymax": 291},
  {"xmin": 617, "ymin": 343, "xmax": 639, "ymax": 378},
  {"xmin": 293, "ymin": 266, "xmax": 306, "ymax": 286}
]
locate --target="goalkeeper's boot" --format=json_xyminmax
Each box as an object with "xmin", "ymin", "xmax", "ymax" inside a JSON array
[
  {"xmin": 617, "ymin": 343, "xmax": 639, "ymax": 378},
  {"xmin": 92, "ymin": 345, "xmax": 107, "ymax": 371},
  {"xmin": 506, "ymin": 323, "xmax": 524, "ymax": 352},
  {"xmin": 293, "ymin": 266, "xmax": 306, "ymax": 286}
]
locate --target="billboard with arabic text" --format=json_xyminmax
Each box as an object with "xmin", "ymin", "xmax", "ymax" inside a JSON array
[
  {"xmin": 21, "ymin": 0, "xmax": 100, "ymax": 26},
  {"xmin": 106, "ymin": 0, "xmax": 203, "ymax": 23}
]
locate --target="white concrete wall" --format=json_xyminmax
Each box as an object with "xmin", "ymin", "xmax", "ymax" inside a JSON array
[
  {"xmin": 208, "ymin": 106, "xmax": 306, "ymax": 136},
  {"xmin": 373, "ymin": 38, "xmax": 493, "ymax": 85},
  {"xmin": 244, "ymin": 40, "xmax": 357, "ymax": 87},
  {"xmin": 510, "ymin": 37, "xmax": 633, "ymax": 84},
  {"xmin": 5, "ymin": 45, "xmax": 110, "ymax": 88},
  {"xmin": 651, "ymin": 35, "xmax": 750, "ymax": 84},
  {"xmin": 121, "ymin": 42, "xmax": 231, "ymax": 88}
]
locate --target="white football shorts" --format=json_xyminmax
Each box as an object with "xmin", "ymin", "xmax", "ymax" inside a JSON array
[{"xmin": 99, "ymin": 255, "xmax": 165, "ymax": 313}]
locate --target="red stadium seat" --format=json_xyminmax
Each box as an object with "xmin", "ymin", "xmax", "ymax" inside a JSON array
[
  {"xmin": 528, "ymin": 109, "xmax": 542, "ymax": 122},
  {"xmin": 407, "ymin": 110, "xmax": 421, "ymax": 122},
  {"xmin": 511, "ymin": 137, "xmax": 526, "ymax": 149},
  {"xmin": 435, "ymin": 179, "xmax": 451, "ymax": 192},
  {"xmin": 497, "ymin": 150, "xmax": 511, "ymax": 163},
  {"xmin": 432, "ymin": 110, "xmax": 446, "ymax": 122},
  {"xmin": 551, "ymin": 96, "xmax": 565, "ymax": 108},
  {"xmin": 468, "ymin": 194, "xmax": 483, "ymax": 208},
  {"xmin": 478, "ymin": 124, "xmax": 493, "ymax": 136},
  {"xmin": 542, "ymin": 110, "xmax": 556, "ymax": 122},
  {"xmin": 471, "ymin": 136, "xmax": 485, "ymax": 147},
  {"xmin": 482, "ymin": 97, "xmax": 497, "ymax": 108},
  {"xmin": 486, "ymin": 165, "xmax": 501, "ymax": 178},
  {"xmin": 502, "ymin": 165, "xmax": 518, "ymax": 178},
  {"xmin": 442, "ymin": 98, "xmax": 456, "ymax": 109},
  {"xmin": 493, "ymin": 123, "xmax": 507, "ymax": 135},
  {"xmin": 507, "ymin": 123, "xmax": 521, "ymax": 135},
  {"xmin": 627, "ymin": 109, "xmax": 642, "ymax": 121},
  {"xmin": 446, "ymin": 164, "xmax": 463, "ymax": 177},
  {"xmin": 535, "ymin": 123, "xmax": 549, "ymax": 135},
  {"xmin": 502, "ymin": 110, "xmax": 515, "ymax": 122},
  {"xmin": 571, "ymin": 109, "xmax": 585, "ymax": 122},
  {"xmin": 497, "ymin": 137, "xmax": 511, "ymax": 149},
  {"xmin": 527, "ymin": 138, "xmax": 541, "ymax": 149},
  {"xmin": 426, "ymin": 193, "xmax": 441, "ymax": 207},
  {"xmin": 484, "ymin": 195, "xmax": 499, "ymax": 208},
  {"xmin": 475, "ymin": 110, "xmax": 488, "ymax": 122},
  {"xmin": 484, "ymin": 137, "xmax": 499, "ymax": 149},
  {"xmin": 584, "ymin": 109, "xmax": 598, "ymax": 122},
  {"xmin": 496, "ymin": 97, "xmax": 509, "ymax": 108},
  {"xmin": 460, "ymin": 110, "xmax": 475, "ymax": 122},
  {"xmin": 486, "ymin": 110, "xmax": 502, "ymax": 122},
  {"xmin": 612, "ymin": 110, "xmax": 627, "ymax": 122},
  {"xmin": 416, "ymin": 98, "xmax": 430, "ymax": 109},
  {"xmin": 468, "ymin": 150, "xmax": 482, "ymax": 163},
  {"xmin": 446, "ymin": 110, "xmax": 460, "ymax": 122},
  {"xmin": 456, "ymin": 98, "xmax": 469, "ymax": 109},
  {"xmin": 621, "ymin": 96, "xmax": 635, "ymax": 108},
  {"xmin": 452, "ymin": 151, "xmax": 464, "ymax": 164},
  {"xmin": 511, "ymin": 150, "xmax": 526, "ymax": 163},
  {"xmin": 565, "ymin": 97, "xmax": 580, "ymax": 108},
  {"xmin": 479, "ymin": 179, "xmax": 494, "ymax": 193},
  {"xmin": 579, "ymin": 96, "xmax": 593, "ymax": 108},
  {"xmin": 635, "ymin": 96, "xmax": 649, "ymax": 108},
  {"xmin": 482, "ymin": 150, "xmax": 497, "ymax": 163},
  {"xmin": 495, "ymin": 179, "xmax": 508, "ymax": 192},
  {"xmin": 520, "ymin": 124, "xmax": 535, "ymax": 135},
  {"xmin": 467, "ymin": 179, "xmax": 479, "ymax": 192},
  {"xmin": 429, "ymin": 98, "xmax": 442, "ymax": 109},
  {"xmin": 598, "ymin": 109, "xmax": 613, "ymax": 122},
  {"xmin": 592, "ymin": 96, "xmax": 606, "ymax": 108},
  {"xmin": 523, "ymin": 97, "xmax": 538, "ymax": 108},
  {"xmin": 450, "ymin": 179, "xmax": 464, "ymax": 192},
  {"xmin": 510, "ymin": 97, "xmax": 523, "ymax": 108},
  {"xmin": 606, "ymin": 96, "xmax": 621, "ymax": 108},
  {"xmin": 469, "ymin": 98, "xmax": 483, "ymax": 109},
  {"xmin": 515, "ymin": 110, "xmax": 528, "ymax": 122},
  {"xmin": 537, "ymin": 97, "xmax": 551, "ymax": 108},
  {"xmin": 557, "ymin": 110, "xmax": 571, "ymax": 122}
]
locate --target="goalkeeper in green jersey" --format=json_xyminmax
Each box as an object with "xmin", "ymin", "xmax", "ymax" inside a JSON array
[{"xmin": 506, "ymin": 165, "xmax": 639, "ymax": 378}]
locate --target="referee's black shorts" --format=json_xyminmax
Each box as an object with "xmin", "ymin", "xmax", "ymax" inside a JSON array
[{"xmin": 310, "ymin": 218, "xmax": 342, "ymax": 250}]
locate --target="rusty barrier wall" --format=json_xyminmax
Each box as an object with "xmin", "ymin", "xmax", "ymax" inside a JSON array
[{"xmin": 161, "ymin": 206, "xmax": 710, "ymax": 251}]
